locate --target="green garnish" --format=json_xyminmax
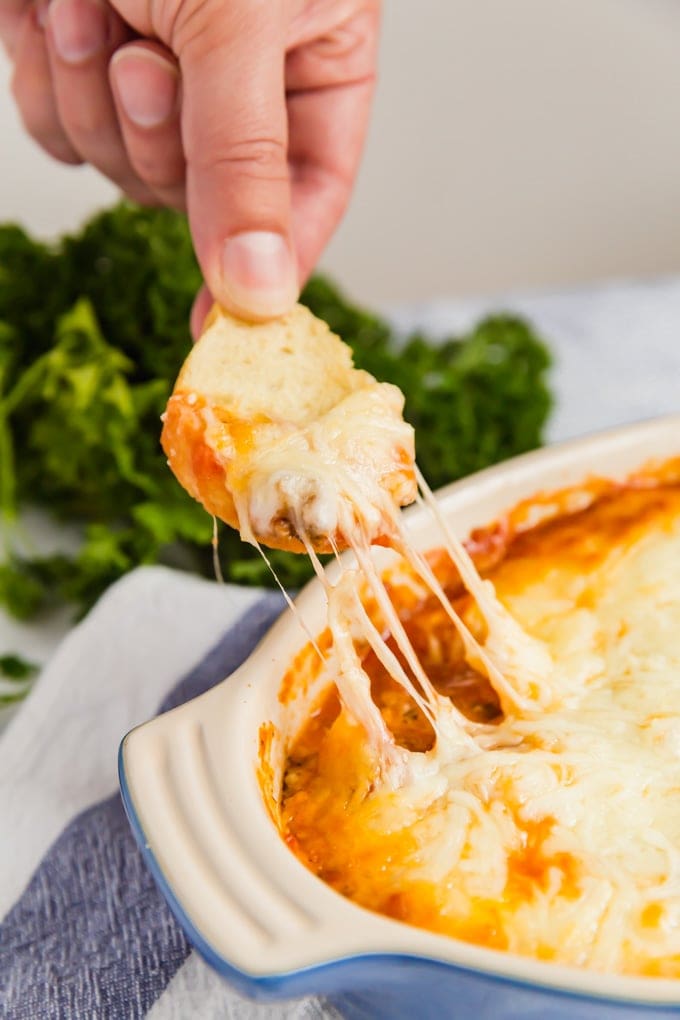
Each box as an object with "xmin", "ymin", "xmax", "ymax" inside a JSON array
[
  {"xmin": 0, "ymin": 653, "xmax": 39, "ymax": 680},
  {"xmin": 0, "ymin": 202, "xmax": 552, "ymax": 623},
  {"xmin": 0, "ymin": 653, "xmax": 39, "ymax": 705}
]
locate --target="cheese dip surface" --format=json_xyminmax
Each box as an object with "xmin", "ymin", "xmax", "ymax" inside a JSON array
[{"xmin": 280, "ymin": 472, "xmax": 680, "ymax": 978}]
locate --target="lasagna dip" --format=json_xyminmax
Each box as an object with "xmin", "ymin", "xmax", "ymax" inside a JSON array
[{"xmin": 277, "ymin": 461, "xmax": 680, "ymax": 977}]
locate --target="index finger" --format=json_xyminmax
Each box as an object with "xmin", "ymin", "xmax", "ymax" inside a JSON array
[{"xmin": 176, "ymin": 0, "xmax": 298, "ymax": 320}]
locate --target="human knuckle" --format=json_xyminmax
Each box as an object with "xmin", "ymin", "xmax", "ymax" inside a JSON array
[
  {"xmin": 164, "ymin": 0, "xmax": 221, "ymax": 53},
  {"xmin": 196, "ymin": 136, "xmax": 287, "ymax": 179},
  {"xmin": 318, "ymin": 21, "xmax": 366, "ymax": 63},
  {"xmin": 287, "ymin": 8, "xmax": 378, "ymax": 88}
]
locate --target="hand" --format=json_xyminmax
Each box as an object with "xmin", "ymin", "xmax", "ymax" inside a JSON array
[{"xmin": 3, "ymin": 0, "xmax": 380, "ymax": 327}]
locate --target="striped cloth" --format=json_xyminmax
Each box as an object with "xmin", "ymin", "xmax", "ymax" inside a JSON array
[{"xmin": 0, "ymin": 566, "xmax": 336, "ymax": 1019}]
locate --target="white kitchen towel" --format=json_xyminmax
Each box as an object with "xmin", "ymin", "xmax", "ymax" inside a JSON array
[{"xmin": 0, "ymin": 566, "xmax": 335, "ymax": 1019}]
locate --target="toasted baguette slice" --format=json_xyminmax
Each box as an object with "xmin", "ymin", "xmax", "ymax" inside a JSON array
[{"xmin": 161, "ymin": 303, "xmax": 416, "ymax": 553}]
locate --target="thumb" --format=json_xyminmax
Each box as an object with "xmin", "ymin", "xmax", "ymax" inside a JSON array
[{"xmin": 176, "ymin": 0, "xmax": 298, "ymax": 321}]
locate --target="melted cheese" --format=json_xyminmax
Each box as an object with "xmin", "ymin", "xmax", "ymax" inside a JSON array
[
  {"xmin": 204, "ymin": 381, "xmax": 416, "ymax": 549},
  {"xmin": 280, "ymin": 480, "xmax": 680, "ymax": 978}
]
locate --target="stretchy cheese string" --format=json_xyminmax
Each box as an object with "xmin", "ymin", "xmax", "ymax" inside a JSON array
[
  {"xmin": 300, "ymin": 523, "xmax": 442, "ymax": 734},
  {"xmin": 241, "ymin": 461, "xmax": 551, "ymax": 758},
  {"xmin": 232, "ymin": 428, "xmax": 556, "ymax": 761},
  {"xmin": 415, "ymin": 467, "xmax": 555, "ymax": 710},
  {"xmin": 250, "ymin": 532, "xmax": 327, "ymax": 665},
  {"xmin": 211, "ymin": 515, "xmax": 225, "ymax": 586}
]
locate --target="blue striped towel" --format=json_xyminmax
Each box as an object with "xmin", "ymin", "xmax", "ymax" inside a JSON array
[{"xmin": 0, "ymin": 566, "xmax": 336, "ymax": 1019}]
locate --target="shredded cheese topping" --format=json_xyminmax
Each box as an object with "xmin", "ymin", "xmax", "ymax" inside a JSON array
[
  {"xmin": 202, "ymin": 381, "xmax": 416, "ymax": 550},
  {"xmin": 275, "ymin": 470, "xmax": 680, "ymax": 977}
]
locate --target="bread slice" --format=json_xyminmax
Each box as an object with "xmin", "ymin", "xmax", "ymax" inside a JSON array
[{"xmin": 161, "ymin": 303, "xmax": 416, "ymax": 553}]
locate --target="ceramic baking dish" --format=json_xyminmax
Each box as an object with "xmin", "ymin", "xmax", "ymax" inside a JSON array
[{"xmin": 119, "ymin": 414, "xmax": 680, "ymax": 1019}]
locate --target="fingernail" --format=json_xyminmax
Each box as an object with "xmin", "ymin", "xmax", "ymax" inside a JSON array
[
  {"xmin": 36, "ymin": 0, "xmax": 49, "ymax": 30},
  {"xmin": 111, "ymin": 49, "xmax": 179, "ymax": 128},
  {"xmin": 49, "ymin": 0, "xmax": 108, "ymax": 63},
  {"xmin": 221, "ymin": 232, "xmax": 298, "ymax": 321}
]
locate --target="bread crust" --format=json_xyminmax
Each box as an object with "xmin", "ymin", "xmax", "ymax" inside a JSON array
[
  {"xmin": 161, "ymin": 303, "xmax": 416, "ymax": 553},
  {"xmin": 162, "ymin": 392, "xmax": 319, "ymax": 553}
]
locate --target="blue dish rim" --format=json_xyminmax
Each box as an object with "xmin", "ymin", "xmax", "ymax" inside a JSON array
[{"xmin": 117, "ymin": 736, "xmax": 680, "ymax": 1011}]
